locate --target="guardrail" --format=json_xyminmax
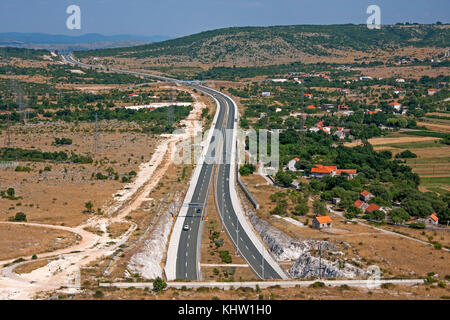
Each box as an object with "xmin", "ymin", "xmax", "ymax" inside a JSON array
[{"xmin": 237, "ymin": 169, "xmax": 260, "ymax": 210}]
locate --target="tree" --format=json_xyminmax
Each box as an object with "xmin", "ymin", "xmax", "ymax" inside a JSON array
[
  {"xmin": 313, "ymin": 200, "xmax": 326, "ymax": 216},
  {"xmin": 274, "ymin": 170, "xmax": 293, "ymax": 187},
  {"xmin": 153, "ymin": 277, "xmax": 167, "ymax": 292},
  {"xmin": 395, "ymin": 150, "xmax": 417, "ymax": 159},
  {"xmin": 270, "ymin": 200, "xmax": 288, "ymax": 215},
  {"xmin": 293, "ymin": 202, "xmax": 309, "ymax": 216},
  {"xmin": 344, "ymin": 206, "xmax": 361, "ymax": 220},
  {"xmin": 13, "ymin": 212, "xmax": 27, "ymax": 222},
  {"xmin": 84, "ymin": 201, "xmax": 94, "ymax": 213},
  {"xmin": 6, "ymin": 188, "xmax": 15, "ymax": 197},
  {"xmin": 239, "ymin": 164, "xmax": 256, "ymax": 176},
  {"xmin": 389, "ymin": 208, "xmax": 410, "ymax": 224}
]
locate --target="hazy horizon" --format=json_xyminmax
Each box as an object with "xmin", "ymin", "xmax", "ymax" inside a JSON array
[{"xmin": 0, "ymin": 0, "xmax": 449, "ymax": 38}]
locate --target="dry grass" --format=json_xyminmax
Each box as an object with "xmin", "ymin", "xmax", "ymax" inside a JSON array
[
  {"xmin": 0, "ymin": 121, "xmax": 159, "ymax": 227},
  {"xmin": 13, "ymin": 259, "xmax": 50, "ymax": 274},
  {"xmin": 65, "ymin": 282, "xmax": 450, "ymax": 300},
  {"xmin": 0, "ymin": 224, "xmax": 79, "ymax": 261},
  {"xmin": 346, "ymin": 135, "xmax": 440, "ymax": 147}
]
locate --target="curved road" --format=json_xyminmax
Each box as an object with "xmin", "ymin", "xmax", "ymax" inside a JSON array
[{"xmin": 63, "ymin": 54, "xmax": 287, "ymax": 280}]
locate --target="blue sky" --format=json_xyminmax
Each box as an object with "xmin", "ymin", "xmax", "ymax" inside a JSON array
[{"xmin": 0, "ymin": 0, "xmax": 449, "ymax": 37}]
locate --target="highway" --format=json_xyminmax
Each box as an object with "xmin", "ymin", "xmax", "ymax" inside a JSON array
[{"xmin": 63, "ymin": 54, "xmax": 287, "ymax": 280}]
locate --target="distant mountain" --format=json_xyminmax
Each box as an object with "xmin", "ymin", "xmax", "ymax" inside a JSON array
[
  {"xmin": 73, "ymin": 24, "xmax": 450, "ymax": 65},
  {"xmin": 0, "ymin": 32, "xmax": 170, "ymax": 45}
]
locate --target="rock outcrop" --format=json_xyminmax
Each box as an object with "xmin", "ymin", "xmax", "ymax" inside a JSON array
[
  {"xmin": 247, "ymin": 213, "xmax": 365, "ymax": 279},
  {"xmin": 127, "ymin": 207, "xmax": 174, "ymax": 280}
]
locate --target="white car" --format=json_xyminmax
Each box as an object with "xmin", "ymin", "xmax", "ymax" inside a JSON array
[{"xmin": 183, "ymin": 225, "xmax": 189, "ymax": 231}]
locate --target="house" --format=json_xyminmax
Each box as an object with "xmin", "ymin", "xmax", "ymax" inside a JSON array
[
  {"xmin": 261, "ymin": 92, "xmax": 271, "ymax": 97},
  {"xmin": 337, "ymin": 104, "xmax": 349, "ymax": 111},
  {"xmin": 365, "ymin": 203, "xmax": 381, "ymax": 214},
  {"xmin": 310, "ymin": 164, "xmax": 357, "ymax": 179},
  {"xmin": 426, "ymin": 213, "xmax": 439, "ymax": 225},
  {"xmin": 310, "ymin": 165, "xmax": 337, "ymax": 178},
  {"xmin": 389, "ymin": 102, "xmax": 402, "ymax": 112},
  {"xmin": 312, "ymin": 216, "xmax": 333, "ymax": 229},
  {"xmin": 354, "ymin": 199, "xmax": 369, "ymax": 211},
  {"xmin": 332, "ymin": 197, "xmax": 341, "ymax": 205},
  {"xmin": 304, "ymin": 94, "xmax": 313, "ymax": 99},
  {"xmin": 395, "ymin": 78, "xmax": 405, "ymax": 83},
  {"xmin": 428, "ymin": 89, "xmax": 436, "ymax": 96},
  {"xmin": 321, "ymin": 104, "xmax": 335, "ymax": 111},
  {"xmin": 322, "ymin": 126, "xmax": 332, "ymax": 134},
  {"xmin": 335, "ymin": 169, "xmax": 358, "ymax": 178},
  {"xmin": 306, "ymin": 105, "xmax": 316, "ymax": 110},
  {"xmin": 128, "ymin": 93, "xmax": 139, "ymax": 98},
  {"xmin": 367, "ymin": 110, "xmax": 380, "ymax": 115},
  {"xmin": 360, "ymin": 76, "xmax": 372, "ymax": 81},
  {"xmin": 394, "ymin": 89, "xmax": 406, "ymax": 95},
  {"xmin": 287, "ymin": 158, "xmax": 300, "ymax": 172},
  {"xmin": 271, "ymin": 79, "xmax": 288, "ymax": 83},
  {"xmin": 360, "ymin": 190, "xmax": 374, "ymax": 202},
  {"xmin": 334, "ymin": 129, "xmax": 346, "ymax": 140},
  {"xmin": 275, "ymin": 107, "xmax": 282, "ymax": 112}
]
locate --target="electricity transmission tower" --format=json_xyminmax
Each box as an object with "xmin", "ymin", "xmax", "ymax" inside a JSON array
[{"xmin": 93, "ymin": 113, "xmax": 100, "ymax": 156}]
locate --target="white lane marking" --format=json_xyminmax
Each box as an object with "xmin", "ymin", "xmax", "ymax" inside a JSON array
[
  {"xmin": 187, "ymin": 242, "xmax": 189, "ymax": 248},
  {"xmin": 186, "ymin": 252, "xmax": 188, "ymax": 257}
]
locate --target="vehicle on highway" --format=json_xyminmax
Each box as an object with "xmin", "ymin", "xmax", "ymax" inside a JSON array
[
  {"xmin": 196, "ymin": 208, "xmax": 202, "ymax": 213},
  {"xmin": 183, "ymin": 224, "xmax": 189, "ymax": 231}
]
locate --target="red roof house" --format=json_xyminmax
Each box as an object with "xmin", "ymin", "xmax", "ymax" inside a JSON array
[{"xmin": 365, "ymin": 203, "xmax": 381, "ymax": 213}]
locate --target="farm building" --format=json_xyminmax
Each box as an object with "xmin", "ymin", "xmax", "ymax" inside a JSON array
[{"xmin": 312, "ymin": 216, "xmax": 333, "ymax": 229}]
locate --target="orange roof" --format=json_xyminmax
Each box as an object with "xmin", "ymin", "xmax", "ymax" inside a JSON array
[
  {"xmin": 389, "ymin": 102, "xmax": 401, "ymax": 106},
  {"xmin": 428, "ymin": 89, "xmax": 436, "ymax": 92},
  {"xmin": 368, "ymin": 110, "xmax": 379, "ymax": 115},
  {"xmin": 311, "ymin": 167, "xmax": 332, "ymax": 174},
  {"xmin": 306, "ymin": 105, "xmax": 316, "ymax": 109},
  {"xmin": 315, "ymin": 216, "xmax": 332, "ymax": 223},
  {"xmin": 336, "ymin": 169, "xmax": 357, "ymax": 174},
  {"xmin": 293, "ymin": 157, "xmax": 300, "ymax": 161},
  {"xmin": 429, "ymin": 213, "xmax": 439, "ymax": 222},
  {"xmin": 365, "ymin": 204, "xmax": 381, "ymax": 213},
  {"xmin": 354, "ymin": 199, "xmax": 364, "ymax": 208},
  {"xmin": 361, "ymin": 190, "xmax": 371, "ymax": 197}
]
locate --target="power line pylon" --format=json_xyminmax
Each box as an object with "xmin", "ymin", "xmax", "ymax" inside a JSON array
[{"xmin": 93, "ymin": 113, "xmax": 100, "ymax": 156}]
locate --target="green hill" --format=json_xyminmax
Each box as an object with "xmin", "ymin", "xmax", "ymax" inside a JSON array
[{"xmin": 74, "ymin": 24, "xmax": 450, "ymax": 65}]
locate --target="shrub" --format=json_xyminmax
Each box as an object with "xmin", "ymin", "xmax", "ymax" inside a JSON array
[
  {"xmin": 93, "ymin": 290, "xmax": 103, "ymax": 298},
  {"xmin": 310, "ymin": 281, "xmax": 325, "ymax": 288},
  {"xmin": 12, "ymin": 212, "xmax": 27, "ymax": 222},
  {"xmin": 395, "ymin": 150, "xmax": 417, "ymax": 159},
  {"xmin": 239, "ymin": 164, "xmax": 256, "ymax": 176},
  {"xmin": 433, "ymin": 242, "xmax": 443, "ymax": 250},
  {"xmin": 153, "ymin": 277, "xmax": 167, "ymax": 292},
  {"xmin": 219, "ymin": 250, "xmax": 232, "ymax": 264},
  {"xmin": 409, "ymin": 222, "xmax": 426, "ymax": 229}
]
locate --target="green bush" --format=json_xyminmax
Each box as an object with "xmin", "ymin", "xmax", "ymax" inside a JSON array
[
  {"xmin": 153, "ymin": 277, "xmax": 167, "ymax": 292},
  {"xmin": 219, "ymin": 250, "xmax": 232, "ymax": 264},
  {"xmin": 11, "ymin": 212, "xmax": 27, "ymax": 222}
]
